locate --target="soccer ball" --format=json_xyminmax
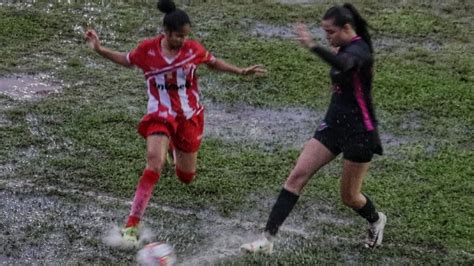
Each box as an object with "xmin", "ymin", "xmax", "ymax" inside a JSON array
[{"xmin": 137, "ymin": 242, "xmax": 177, "ymax": 266}]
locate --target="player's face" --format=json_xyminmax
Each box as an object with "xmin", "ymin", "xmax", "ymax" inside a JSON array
[
  {"xmin": 322, "ymin": 19, "xmax": 348, "ymax": 48},
  {"xmin": 166, "ymin": 24, "xmax": 191, "ymax": 49}
]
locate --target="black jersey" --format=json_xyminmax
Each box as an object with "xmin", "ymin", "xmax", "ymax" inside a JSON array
[{"xmin": 312, "ymin": 36, "xmax": 377, "ymax": 133}]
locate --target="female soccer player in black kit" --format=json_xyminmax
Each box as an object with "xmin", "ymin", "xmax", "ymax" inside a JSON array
[{"xmin": 241, "ymin": 3, "xmax": 386, "ymax": 254}]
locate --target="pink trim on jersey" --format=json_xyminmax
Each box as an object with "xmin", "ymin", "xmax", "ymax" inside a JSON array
[
  {"xmin": 353, "ymin": 72, "xmax": 374, "ymax": 131},
  {"xmin": 351, "ymin": 36, "xmax": 362, "ymax": 42}
]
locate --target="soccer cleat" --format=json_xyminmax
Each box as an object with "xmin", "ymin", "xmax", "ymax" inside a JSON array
[
  {"xmin": 121, "ymin": 226, "xmax": 139, "ymax": 248},
  {"xmin": 240, "ymin": 233, "xmax": 274, "ymax": 255},
  {"xmin": 365, "ymin": 212, "xmax": 387, "ymax": 248}
]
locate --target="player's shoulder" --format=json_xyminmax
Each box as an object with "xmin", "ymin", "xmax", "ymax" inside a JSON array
[
  {"xmin": 346, "ymin": 39, "xmax": 370, "ymax": 55},
  {"xmin": 343, "ymin": 40, "xmax": 372, "ymax": 63},
  {"xmin": 136, "ymin": 36, "xmax": 162, "ymax": 49},
  {"xmin": 184, "ymin": 39, "xmax": 206, "ymax": 52}
]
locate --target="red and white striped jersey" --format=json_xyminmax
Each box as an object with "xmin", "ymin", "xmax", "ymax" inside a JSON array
[{"xmin": 127, "ymin": 35, "xmax": 215, "ymax": 119}]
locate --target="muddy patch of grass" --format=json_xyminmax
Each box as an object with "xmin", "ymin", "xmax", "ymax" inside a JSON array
[
  {"xmin": 0, "ymin": 146, "xmax": 38, "ymax": 178},
  {"xmin": 0, "ymin": 74, "xmax": 62, "ymax": 101},
  {"xmin": 0, "ymin": 113, "xmax": 12, "ymax": 127},
  {"xmin": 0, "ymin": 189, "xmax": 129, "ymax": 264}
]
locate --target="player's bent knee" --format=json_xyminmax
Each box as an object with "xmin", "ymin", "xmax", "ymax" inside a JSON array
[
  {"xmin": 176, "ymin": 168, "xmax": 196, "ymax": 184},
  {"xmin": 285, "ymin": 171, "xmax": 310, "ymax": 190}
]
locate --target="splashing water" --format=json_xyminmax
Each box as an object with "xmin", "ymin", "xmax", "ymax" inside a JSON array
[{"xmin": 102, "ymin": 224, "xmax": 157, "ymax": 250}]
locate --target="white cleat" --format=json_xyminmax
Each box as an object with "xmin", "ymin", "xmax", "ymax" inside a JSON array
[
  {"xmin": 103, "ymin": 224, "xmax": 139, "ymax": 249},
  {"xmin": 121, "ymin": 226, "xmax": 139, "ymax": 249},
  {"xmin": 365, "ymin": 212, "xmax": 387, "ymax": 248},
  {"xmin": 241, "ymin": 233, "xmax": 274, "ymax": 255}
]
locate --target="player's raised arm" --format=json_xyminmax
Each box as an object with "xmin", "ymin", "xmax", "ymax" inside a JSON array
[
  {"xmin": 84, "ymin": 29, "xmax": 132, "ymax": 68},
  {"xmin": 207, "ymin": 59, "xmax": 266, "ymax": 76}
]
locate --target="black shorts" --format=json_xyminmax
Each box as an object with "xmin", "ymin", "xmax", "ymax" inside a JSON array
[{"xmin": 313, "ymin": 122, "xmax": 383, "ymax": 163}]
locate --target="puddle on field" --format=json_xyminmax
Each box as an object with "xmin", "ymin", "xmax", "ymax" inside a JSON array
[
  {"xmin": 250, "ymin": 22, "xmax": 442, "ymax": 52},
  {"xmin": 375, "ymin": 36, "xmax": 442, "ymax": 53},
  {"xmin": 400, "ymin": 112, "xmax": 423, "ymax": 130},
  {"xmin": 251, "ymin": 22, "xmax": 327, "ymax": 42},
  {"xmin": 0, "ymin": 180, "xmax": 224, "ymax": 264},
  {"xmin": 0, "ymin": 177, "xmax": 357, "ymax": 265},
  {"xmin": 0, "ymin": 74, "xmax": 61, "ymax": 101},
  {"xmin": 204, "ymin": 100, "xmax": 412, "ymax": 153},
  {"xmin": 276, "ymin": 0, "xmax": 326, "ymax": 3},
  {"xmin": 0, "ymin": 146, "xmax": 38, "ymax": 178},
  {"xmin": 204, "ymin": 101, "xmax": 323, "ymax": 151},
  {"xmin": 0, "ymin": 190, "xmax": 132, "ymax": 265},
  {"xmin": 0, "ymin": 164, "xmax": 16, "ymax": 179},
  {"xmin": 0, "ymin": 114, "xmax": 12, "ymax": 127}
]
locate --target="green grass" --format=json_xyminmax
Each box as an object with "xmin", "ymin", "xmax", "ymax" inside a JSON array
[{"xmin": 1, "ymin": 1, "xmax": 473, "ymax": 264}]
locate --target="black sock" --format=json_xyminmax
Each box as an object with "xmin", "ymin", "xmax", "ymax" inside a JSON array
[
  {"xmin": 354, "ymin": 194, "xmax": 380, "ymax": 223},
  {"xmin": 264, "ymin": 188, "xmax": 299, "ymax": 236}
]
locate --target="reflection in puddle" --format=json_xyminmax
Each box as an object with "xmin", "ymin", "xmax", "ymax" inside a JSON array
[{"xmin": 0, "ymin": 75, "xmax": 61, "ymax": 101}]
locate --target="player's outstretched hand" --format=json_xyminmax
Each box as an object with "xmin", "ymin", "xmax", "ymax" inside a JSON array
[
  {"xmin": 241, "ymin": 65, "xmax": 267, "ymax": 76},
  {"xmin": 84, "ymin": 29, "xmax": 101, "ymax": 51},
  {"xmin": 294, "ymin": 23, "xmax": 316, "ymax": 49}
]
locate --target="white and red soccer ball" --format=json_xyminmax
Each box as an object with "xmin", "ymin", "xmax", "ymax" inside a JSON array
[{"xmin": 137, "ymin": 242, "xmax": 177, "ymax": 266}]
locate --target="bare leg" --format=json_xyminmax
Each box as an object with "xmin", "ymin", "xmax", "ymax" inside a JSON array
[
  {"xmin": 267, "ymin": 138, "xmax": 336, "ymax": 235},
  {"xmin": 241, "ymin": 138, "xmax": 337, "ymax": 254},
  {"xmin": 127, "ymin": 134, "xmax": 168, "ymax": 226},
  {"xmin": 340, "ymin": 160, "xmax": 386, "ymax": 248},
  {"xmin": 174, "ymin": 149, "xmax": 198, "ymax": 184},
  {"xmin": 284, "ymin": 138, "xmax": 337, "ymax": 194},
  {"xmin": 340, "ymin": 160, "xmax": 370, "ymax": 209}
]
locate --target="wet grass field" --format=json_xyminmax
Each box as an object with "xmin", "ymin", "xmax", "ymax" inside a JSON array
[{"xmin": 1, "ymin": 0, "xmax": 473, "ymax": 264}]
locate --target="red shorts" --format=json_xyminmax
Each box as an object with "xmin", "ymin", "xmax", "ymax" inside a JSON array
[{"xmin": 137, "ymin": 111, "xmax": 204, "ymax": 153}]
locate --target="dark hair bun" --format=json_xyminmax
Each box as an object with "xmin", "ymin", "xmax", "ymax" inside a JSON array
[{"xmin": 157, "ymin": 0, "xmax": 176, "ymax": 14}]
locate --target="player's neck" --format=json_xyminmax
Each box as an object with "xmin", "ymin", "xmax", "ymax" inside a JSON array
[{"xmin": 161, "ymin": 38, "xmax": 180, "ymax": 56}]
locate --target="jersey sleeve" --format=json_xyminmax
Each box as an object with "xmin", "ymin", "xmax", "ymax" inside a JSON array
[
  {"xmin": 192, "ymin": 41, "xmax": 216, "ymax": 65},
  {"xmin": 311, "ymin": 45, "xmax": 358, "ymax": 72},
  {"xmin": 127, "ymin": 39, "xmax": 151, "ymax": 70}
]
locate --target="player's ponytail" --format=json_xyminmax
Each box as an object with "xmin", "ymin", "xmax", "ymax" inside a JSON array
[
  {"xmin": 323, "ymin": 3, "xmax": 373, "ymax": 53},
  {"xmin": 342, "ymin": 3, "xmax": 373, "ymax": 53},
  {"xmin": 157, "ymin": 0, "xmax": 191, "ymax": 32},
  {"xmin": 157, "ymin": 0, "xmax": 176, "ymax": 14}
]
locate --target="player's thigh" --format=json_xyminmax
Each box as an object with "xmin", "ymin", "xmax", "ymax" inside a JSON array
[
  {"xmin": 284, "ymin": 138, "xmax": 336, "ymax": 193},
  {"xmin": 146, "ymin": 134, "xmax": 169, "ymax": 170}
]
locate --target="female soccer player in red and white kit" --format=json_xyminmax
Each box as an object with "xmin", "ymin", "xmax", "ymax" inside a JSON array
[{"xmin": 85, "ymin": 0, "xmax": 265, "ymax": 246}]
